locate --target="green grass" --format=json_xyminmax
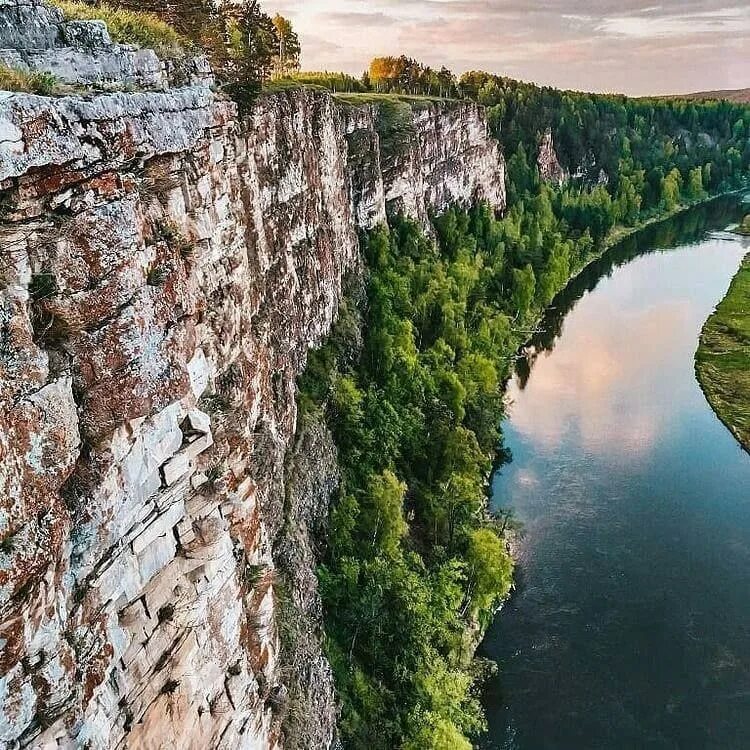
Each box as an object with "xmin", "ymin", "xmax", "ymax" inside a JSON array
[
  {"xmin": 333, "ymin": 91, "xmax": 459, "ymax": 108},
  {"xmin": 50, "ymin": 1, "xmax": 186, "ymax": 57},
  {"xmin": 0, "ymin": 64, "xmax": 57, "ymax": 95},
  {"xmin": 289, "ymin": 71, "xmax": 368, "ymax": 93},
  {"xmin": 696, "ymin": 252, "xmax": 750, "ymax": 451},
  {"xmin": 261, "ymin": 78, "xmax": 330, "ymax": 95}
]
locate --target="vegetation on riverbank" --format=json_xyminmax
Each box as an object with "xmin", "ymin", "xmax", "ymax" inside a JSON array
[
  {"xmin": 298, "ymin": 74, "xmax": 750, "ymax": 745},
  {"xmin": 696, "ymin": 252, "xmax": 750, "ymax": 452}
]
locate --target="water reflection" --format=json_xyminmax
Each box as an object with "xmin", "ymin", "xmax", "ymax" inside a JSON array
[
  {"xmin": 481, "ymin": 197, "xmax": 750, "ymax": 750},
  {"xmin": 516, "ymin": 196, "xmax": 750, "ymax": 388}
]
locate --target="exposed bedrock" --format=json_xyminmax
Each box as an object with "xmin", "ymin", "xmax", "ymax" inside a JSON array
[{"xmin": 0, "ymin": 3, "xmax": 506, "ymax": 747}]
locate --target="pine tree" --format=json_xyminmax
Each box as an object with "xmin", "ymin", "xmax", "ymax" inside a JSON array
[{"xmin": 222, "ymin": 0, "xmax": 277, "ymax": 110}]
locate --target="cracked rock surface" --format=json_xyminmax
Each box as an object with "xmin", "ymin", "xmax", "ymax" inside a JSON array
[{"xmin": 0, "ymin": 3, "xmax": 507, "ymax": 748}]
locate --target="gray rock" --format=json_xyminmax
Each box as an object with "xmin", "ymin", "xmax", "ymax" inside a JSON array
[
  {"xmin": 0, "ymin": 0, "xmax": 64, "ymax": 50},
  {"xmin": 62, "ymin": 19, "xmax": 112, "ymax": 49}
]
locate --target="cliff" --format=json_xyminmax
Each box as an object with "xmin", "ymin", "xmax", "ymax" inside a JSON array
[
  {"xmin": 537, "ymin": 128, "xmax": 567, "ymax": 186},
  {"xmin": 0, "ymin": 3, "xmax": 506, "ymax": 748}
]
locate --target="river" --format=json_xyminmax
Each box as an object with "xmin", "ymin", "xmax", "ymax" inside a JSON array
[{"xmin": 481, "ymin": 197, "xmax": 750, "ymax": 750}]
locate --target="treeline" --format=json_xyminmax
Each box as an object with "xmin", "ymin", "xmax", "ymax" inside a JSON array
[
  {"xmin": 460, "ymin": 71, "xmax": 750, "ymax": 213},
  {"xmin": 366, "ymin": 56, "xmax": 460, "ymax": 98}
]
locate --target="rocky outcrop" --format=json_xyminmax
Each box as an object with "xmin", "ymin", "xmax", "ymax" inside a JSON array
[
  {"xmin": 378, "ymin": 100, "xmax": 506, "ymax": 229},
  {"xmin": 342, "ymin": 97, "xmax": 506, "ymax": 232},
  {"xmin": 537, "ymin": 127, "xmax": 567, "ymax": 186},
  {"xmin": 0, "ymin": 0, "xmax": 211, "ymax": 90},
  {"xmin": 0, "ymin": 3, "xmax": 506, "ymax": 748}
]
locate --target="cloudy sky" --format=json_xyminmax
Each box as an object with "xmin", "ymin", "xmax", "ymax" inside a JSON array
[{"xmin": 268, "ymin": 1, "xmax": 749, "ymax": 96}]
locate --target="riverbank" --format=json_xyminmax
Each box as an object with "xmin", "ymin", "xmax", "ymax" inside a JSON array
[
  {"xmin": 695, "ymin": 251, "xmax": 750, "ymax": 453},
  {"xmin": 582, "ymin": 190, "xmax": 747, "ymax": 283}
]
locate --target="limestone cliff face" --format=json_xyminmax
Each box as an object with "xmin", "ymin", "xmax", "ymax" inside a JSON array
[
  {"xmin": 0, "ymin": 3, "xmax": 506, "ymax": 748},
  {"xmin": 537, "ymin": 127, "xmax": 567, "ymax": 186},
  {"xmin": 343, "ymin": 98, "xmax": 507, "ymax": 232},
  {"xmin": 380, "ymin": 100, "xmax": 507, "ymax": 228}
]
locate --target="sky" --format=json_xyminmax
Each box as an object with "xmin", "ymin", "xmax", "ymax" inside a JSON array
[{"xmin": 268, "ymin": 1, "xmax": 750, "ymax": 96}]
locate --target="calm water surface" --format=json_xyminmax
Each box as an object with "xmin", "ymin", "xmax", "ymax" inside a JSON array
[{"xmin": 482, "ymin": 199, "xmax": 750, "ymax": 750}]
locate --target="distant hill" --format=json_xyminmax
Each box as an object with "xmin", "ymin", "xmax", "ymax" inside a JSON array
[{"xmin": 677, "ymin": 88, "xmax": 750, "ymax": 103}]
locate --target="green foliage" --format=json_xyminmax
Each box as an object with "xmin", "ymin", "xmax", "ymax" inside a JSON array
[
  {"xmin": 369, "ymin": 56, "xmax": 458, "ymax": 98},
  {"xmin": 0, "ymin": 64, "xmax": 57, "ymax": 95},
  {"xmin": 271, "ymin": 14, "xmax": 301, "ymax": 78},
  {"xmin": 511, "ymin": 265, "xmax": 536, "ymax": 317},
  {"xmin": 52, "ymin": 2, "xmax": 186, "ymax": 56},
  {"xmin": 458, "ymin": 70, "xmax": 750, "ymax": 216},
  {"xmin": 466, "ymin": 528, "xmax": 513, "ymax": 618},
  {"xmin": 301, "ymin": 204, "xmax": 602, "ymax": 748},
  {"xmin": 298, "ymin": 174, "xmax": 670, "ymax": 746},
  {"xmin": 661, "ymin": 168, "xmax": 682, "ymax": 211},
  {"xmin": 359, "ymin": 471, "xmax": 408, "ymax": 557},
  {"xmin": 696, "ymin": 252, "xmax": 750, "ymax": 450},
  {"xmin": 223, "ymin": 1, "xmax": 277, "ymax": 110},
  {"xmin": 404, "ymin": 717, "xmax": 473, "ymax": 750},
  {"xmin": 290, "ymin": 71, "xmax": 368, "ymax": 93}
]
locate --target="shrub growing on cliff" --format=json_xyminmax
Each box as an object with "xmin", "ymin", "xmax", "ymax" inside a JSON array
[{"xmin": 0, "ymin": 64, "xmax": 57, "ymax": 95}]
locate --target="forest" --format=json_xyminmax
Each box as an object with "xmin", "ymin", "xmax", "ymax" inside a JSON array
[{"xmin": 295, "ymin": 63, "xmax": 750, "ymax": 750}]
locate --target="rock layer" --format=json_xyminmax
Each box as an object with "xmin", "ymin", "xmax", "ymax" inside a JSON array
[{"xmin": 0, "ymin": 3, "xmax": 506, "ymax": 747}]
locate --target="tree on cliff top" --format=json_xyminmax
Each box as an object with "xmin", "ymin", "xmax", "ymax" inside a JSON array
[
  {"xmin": 105, "ymin": 0, "xmax": 281, "ymax": 107},
  {"xmin": 222, "ymin": 0, "xmax": 277, "ymax": 106},
  {"xmin": 271, "ymin": 13, "xmax": 301, "ymax": 78},
  {"xmin": 368, "ymin": 55, "xmax": 457, "ymax": 97}
]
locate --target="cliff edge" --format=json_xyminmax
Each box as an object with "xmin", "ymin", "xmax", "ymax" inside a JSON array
[{"xmin": 0, "ymin": 3, "xmax": 506, "ymax": 747}]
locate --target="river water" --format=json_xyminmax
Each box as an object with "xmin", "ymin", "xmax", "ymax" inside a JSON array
[{"xmin": 481, "ymin": 198, "xmax": 750, "ymax": 750}]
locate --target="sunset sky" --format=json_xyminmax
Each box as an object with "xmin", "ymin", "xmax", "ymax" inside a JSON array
[{"xmin": 269, "ymin": 0, "xmax": 750, "ymax": 96}]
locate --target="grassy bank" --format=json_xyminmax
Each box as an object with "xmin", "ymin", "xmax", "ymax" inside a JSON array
[{"xmin": 696, "ymin": 251, "xmax": 750, "ymax": 452}]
